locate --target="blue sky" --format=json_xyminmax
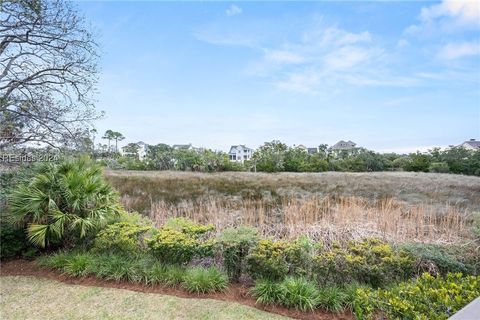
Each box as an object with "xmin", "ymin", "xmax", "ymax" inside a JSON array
[{"xmin": 77, "ymin": 0, "xmax": 480, "ymax": 153}]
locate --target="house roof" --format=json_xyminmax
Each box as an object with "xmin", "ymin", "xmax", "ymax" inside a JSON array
[
  {"xmin": 463, "ymin": 139, "xmax": 480, "ymax": 149},
  {"xmin": 229, "ymin": 145, "xmax": 253, "ymax": 153},
  {"xmin": 330, "ymin": 140, "xmax": 357, "ymax": 150},
  {"xmin": 172, "ymin": 144, "xmax": 192, "ymax": 149}
]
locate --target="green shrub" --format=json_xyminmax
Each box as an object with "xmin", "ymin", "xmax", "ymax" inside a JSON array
[
  {"xmin": 316, "ymin": 286, "xmax": 348, "ymax": 312},
  {"xmin": 143, "ymin": 262, "xmax": 185, "ymax": 287},
  {"xmin": 0, "ymin": 223, "xmax": 38, "ymax": 259},
  {"xmin": 284, "ymin": 235, "xmax": 316, "ymax": 277},
  {"xmin": 161, "ymin": 264, "xmax": 187, "ymax": 287},
  {"xmin": 401, "ymin": 243, "xmax": 471, "ymax": 275},
  {"xmin": 146, "ymin": 227, "xmax": 211, "ymax": 265},
  {"xmin": 216, "ymin": 226, "xmax": 258, "ymax": 281},
  {"xmin": 246, "ymin": 239, "xmax": 289, "ymax": 281},
  {"xmin": 280, "ymin": 277, "xmax": 319, "ymax": 312},
  {"xmin": 354, "ymin": 272, "xmax": 480, "ymax": 320},
  {"xmin": 37, "ymin": 251, "xmax": 71, "ymax": 269},
  {"xmin": 429, "ymin": 162, "xmax": 450, "ymax": 173},
  {"xmin": 93, "ymin": 222, "xmax": 151, "ymax": 254},
  {"xmin": 92, "ymin": 253, "xmax": 137, "ymax": 282},
  {"xmin": 63, "ymin": 253, "xmax": 95, "ymax": 277},
  {"xmin": 314, "ymin": 238, "xmax": 414, "ymax": 287},
  {"xmin": 182, "ymin": 267, "xmax": 228, "ymax": 294},
  {"xmin": 251, "ymin": 279, "xmax": 285, "ymax": 305},
  {"xmin": 8, "ymin": 158, "xmax": 123, "ymax": 248},
  {"xmin": 163, "ymin": 217, "xmax": 214, "ymax": 237},
  {"xmin": 342, "ymin": 282, "xmax": 371, "ymax": 311}
]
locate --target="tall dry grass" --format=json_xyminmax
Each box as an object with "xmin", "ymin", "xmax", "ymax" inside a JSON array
[
  {"xmin": 120, "ymin": 195, "xmax": 473, "ymax": 244},
  {"xmin": 109, "ymin": 171, "xmax": 480, "ymax": 244}
]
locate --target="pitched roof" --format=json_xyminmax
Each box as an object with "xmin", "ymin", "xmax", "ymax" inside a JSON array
[
  {"xmin": 330, "ymin": 140, "xmax": 357, "ymax": 150},
  {"xmin": 229, "ymin": 145, "xmax": 253, "ymax": 153},
  {"xmin": 172, "ymin": 144, "xmax": 192, "ymax": 149},
  {"xmin": 463, "ymin": 139, "xmax": 480, "ymax": 149}
]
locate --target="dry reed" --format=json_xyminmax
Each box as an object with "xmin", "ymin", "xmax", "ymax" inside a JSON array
[{"xmin": 120, "ymin": 195, "xmax": 472, "ymax": 244}]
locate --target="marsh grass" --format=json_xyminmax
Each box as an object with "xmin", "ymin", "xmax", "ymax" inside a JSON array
[{"xmin": 106, "ymin": 171, "xmax": 480, "ymax": 244}]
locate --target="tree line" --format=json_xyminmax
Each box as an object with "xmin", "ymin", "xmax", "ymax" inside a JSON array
[{"xmin": 99, "ymin": 139, "xmax": 480, "ymax": 176}]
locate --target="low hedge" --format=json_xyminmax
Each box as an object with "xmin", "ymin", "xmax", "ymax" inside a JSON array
[{"xmin": 353, "ymin": 272, "xmax": 480, "ymax": 320}]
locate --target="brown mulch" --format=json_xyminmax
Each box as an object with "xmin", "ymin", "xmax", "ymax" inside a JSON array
[{"xmin": 0, "ymin": 259, "xmax": 353, "ymax": 320}]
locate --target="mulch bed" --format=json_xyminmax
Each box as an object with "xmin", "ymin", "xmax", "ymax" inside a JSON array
[{"xmin": 0, "ymin": 259, "xmax": 353, "ymax": 320}]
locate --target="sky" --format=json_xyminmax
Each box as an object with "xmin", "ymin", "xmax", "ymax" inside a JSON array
[{"xmin": 77, "ymin": 0, "xmax": 480, "ymax": 153}]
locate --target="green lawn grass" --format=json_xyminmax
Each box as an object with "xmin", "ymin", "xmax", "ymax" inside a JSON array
[{"xmin": 0, "ymin": 276, "xmax": 289, "ymax": 320}]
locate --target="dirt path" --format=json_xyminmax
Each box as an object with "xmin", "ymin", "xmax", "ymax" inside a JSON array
[{"xmin": 0, "ymin": 260, "xmax": 352, "ymax": 320}]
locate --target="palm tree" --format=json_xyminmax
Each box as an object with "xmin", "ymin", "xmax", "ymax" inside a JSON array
[{"xmin": 8, "ymin": 157, "xmax": 123, "ymax": 247}]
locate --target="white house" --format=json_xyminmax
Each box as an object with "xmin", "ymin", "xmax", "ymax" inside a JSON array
[
  {"xmin": 460, "ymin": 139, "xmax": 480, "ymax": 150},
  {"xmin": 121, "ymin": 141, "xmax": 148, "ymax": 160},
  {"xmin": 228, "ymin": 145, "xmax": 254, "ymax": 162}
]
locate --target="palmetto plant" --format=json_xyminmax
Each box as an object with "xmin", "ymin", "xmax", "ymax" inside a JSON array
[{"xmin": 8, "ymin": 157, "xmax": 123, "ymax": 247}]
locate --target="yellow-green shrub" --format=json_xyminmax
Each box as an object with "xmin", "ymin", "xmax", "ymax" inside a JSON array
[
  {"xmin": 163, "ymin": 217, "xmax": 214, "ymax": 236},
  {"xmin": 146, "ymin": 227, "xmax": 213, "ymax": 265},
  {"xmin": 353, "ymin": 272, "xmax": 480, "ymax": 320},
  {"xmin": 314, "ymin": 238, "xmax": 414, "ymax": 287},
  {"xmin": 94, "ymin": 222, "xmax": 151, "ymax": 254},
  {"xmin": 246, "ymin": 239, "xmax": 290, "ymax": 280}
]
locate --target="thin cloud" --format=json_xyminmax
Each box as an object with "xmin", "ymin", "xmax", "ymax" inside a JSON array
[
  {"xmin": 420, "ymin": 0, "xmax": 480, "ymax": 25},
  {"xmin": 264, "ymin": 49, "xmax": 305, "ymax": 64},
  {"xmin": 438, "ymin": 41, "xmax": 480, "ymax": 60},
  {"xmin": 226, "ymin": 5, "xmax": 242, "ymax": 17}
]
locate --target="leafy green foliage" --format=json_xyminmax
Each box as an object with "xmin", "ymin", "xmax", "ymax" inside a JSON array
[
  {"xmin": 8, "ymin": 158, "xmax": 123, "ymax": 248},
  {"xmin": 246, "ymin": 239, "xmax": 290, "ymax": 281},
  {"xmin": 93, "ymin": 222, "xmax": 151, "ymax": 254},
  {"xmin": 429, "ymin": 162, "xmax": 450, "ymax": 173},
  {"xmin": 216, "ymin": 226, "xmax": 258, "ymax": 281},
  {"xmin": 37, "ymin": 251, "xmax": 71, "ymax": 269},
  {"xmin": 63, "ymin": 253, "xmax": 95, "ymax": 277},
  {"xmin": 354, "ymin": 273, "xmax": 480, "ymax": 320},
  {"xmin": 0, "ymin": 223, "xmax": 38, "ymax": 259},
  {"xmin": 163, "ymin": 217, "xmax": 214, "ymax": 236},
  {"xmin": 146, "ymin": 227, "xmax": 211, "ymax": 265},
  {"xmin": 314, "ymin": 238, "xmax": 414, "ymax": 287},
  {"xmin": 146, "ymin": 263, "xmax": 186, "ymax": 287},
  {"xmin": 280, "ymin": 277, "xmax": 319, "ymax": 312},
  {"xmin": 316, "ymin": 286, "xmax": 349, "ymax": 312},
  {"xmin": 284, "ymin": 236, "xmax": 316, "ymax": 277},
  {"xmin": 182, "ymin": 267, "xmax": 228, "ymax": 294},
  {"xmin": 251, "ymin": 279, "xmax": 285, "ymax": 305},
  {"xmin": 252, "ymin": 277, "xmax": 319, "ymax": 312},
  {"xmin": 401, "ymin": 243, "xmax": 471, "ymax": 274}
]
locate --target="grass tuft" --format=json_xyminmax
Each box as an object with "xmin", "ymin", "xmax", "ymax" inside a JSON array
[
  {"xmin": 280, "ymin": 277, "xmax": 319, "ymax": 312},
  {"xmin": 182, "ymin": 267, "xmax": 228, "ymax": 294},
  {"xmin": 251, "ymin": 279, "xmax": 285, "ymax": 305},
  {"xmin": 316, "ymin": 285, "xmax": 349, "ymax": 312}
]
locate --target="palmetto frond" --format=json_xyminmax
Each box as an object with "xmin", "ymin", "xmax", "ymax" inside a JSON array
[
  {"xmin": 7, "ymin": 157, "xmax": 123, "ymax": 248},
  {"xmin": 27, "ymin": 224, "xmax": 49, "ymax": 247}
]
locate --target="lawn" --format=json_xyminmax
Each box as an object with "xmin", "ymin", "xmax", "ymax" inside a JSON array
[{"xmin": 0, "ymin": 276, "xmax": 289, "ymax": 320}]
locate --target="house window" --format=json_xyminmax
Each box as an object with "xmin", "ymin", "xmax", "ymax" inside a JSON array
[
  {"xmin": 244, "ymin": 155, "xmax": 247, "ymax": 160},
  {"xmin": 231, "ymin": 155, "xmax": 236, "ymax": 160}
]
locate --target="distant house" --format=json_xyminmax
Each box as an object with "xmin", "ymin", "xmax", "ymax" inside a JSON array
[
  {"xmin": 460, "ymin": 139, "xmax": 480, "ymax": 150},
  {"xmin": 330, "ymin": 140, "xmax": 357, "ymax": 151},
  {"xmin": 121, "ymin": 141, "xmax": 148, "ymax": 160},
  {"xmin": 172, "ymin": 144, "xmax": 205, "ymax": 153},
  {"xmin": 229, "ymin": 145, "xmax": 254, "ymax": 162},
  {"xmin": 172, "ymin": 144, "xmax": 194, "ymax": 151},
  {"xmin": 294, "ymin": 144, "xmax": 318, "ymax": 155}
]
